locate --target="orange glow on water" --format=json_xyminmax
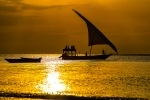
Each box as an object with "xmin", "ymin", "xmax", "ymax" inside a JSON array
[
  {"xmin": 38, "ymin": 62, "xmax": 69, "ymax": 94},
  {"xmin": 40, "ymin": 72, "xmax": 65, "ymax": 94}
]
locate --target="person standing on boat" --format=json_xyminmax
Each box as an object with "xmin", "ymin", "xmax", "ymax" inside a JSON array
[
  {"xmin": 102, "ymin": 49, "xmax": 105, "ymax": 55},
  {"xmin": 85, "ymin": 52, "xmax": 88, "ymax": 56}
]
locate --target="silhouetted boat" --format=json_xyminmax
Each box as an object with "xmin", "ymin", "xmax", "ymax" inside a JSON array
[
  {"xmin": 61, "ymin": 53, "xmax": 113, "ymax": 60},
  {"xmin": 5, "ymin": 57, "xmax": 42, "ymax": 63},
  {"xmin": 60, "ymin": 10, "xmax": 118, "ymax": 60}
]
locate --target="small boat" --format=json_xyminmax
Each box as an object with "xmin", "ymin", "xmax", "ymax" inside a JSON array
[
  {"xmin": 60, "ymin": 10, "xmax": 118, "ymax": 60},
  {"xmin": 5, "ymin": 57, "xmax": 42, "ymax": 63}
]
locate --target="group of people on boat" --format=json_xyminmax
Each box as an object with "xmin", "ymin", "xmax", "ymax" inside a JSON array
[
  {"xmin": 64, "ymin": 45, "xmax": 76, "ymax": 50},
  {"xmin": 59, "ymin": 45, "xmax": 77, "ymax": 58},
  {"xmin": 60, "ymin": 45, "xmax": 106, "ymax": 58}
]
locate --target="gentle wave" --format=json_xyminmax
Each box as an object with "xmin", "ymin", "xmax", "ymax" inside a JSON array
[
  {"xmin": 107, "ymin": 54, "xmax": 150, "ymax": 62},
  {"xmin": 0, "ymin": 91, "xmax": 148, "ymax": 100}
]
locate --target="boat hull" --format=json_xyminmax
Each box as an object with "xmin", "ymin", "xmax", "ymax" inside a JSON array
[
  {"xmin": 61, "ymin": 54, "xmax": 112, "ymax": 60},
  {"xmin": 5, "ymin": 58, "xmax": 42, "ymax": 63}
]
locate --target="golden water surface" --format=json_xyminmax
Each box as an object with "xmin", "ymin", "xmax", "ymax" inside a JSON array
[{"xmin": 0, "ymin": 54, "xmax": 150, "ymax": 99}]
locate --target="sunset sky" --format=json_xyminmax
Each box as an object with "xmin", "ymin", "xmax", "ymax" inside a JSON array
[{"xmin": 0, "ymin": 0, "xmax": 150, "ymax": 54}]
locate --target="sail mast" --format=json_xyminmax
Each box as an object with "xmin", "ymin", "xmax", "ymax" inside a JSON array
[{"xmin": 90, "ymin": 33, "xmax": 95, "ymax": 56}]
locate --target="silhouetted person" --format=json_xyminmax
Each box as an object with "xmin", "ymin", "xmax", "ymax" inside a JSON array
[
  {"xmin": 65, "ymin": 52, "xmax": 67, "ymax": 55},
  {"xmin": 71, "ymin": 45, "xmax": 73, "ymax": 50},
  {"xmin": 65, "ymin": 45, "xmax": 68, "ymax": 49},
  {"xmin": 73, "ymin": 45, "xmax": 75, "ymax": 50},
  {"xmin": 67, "ymin": 46, "xmax": 69, "ymax": 49},
  {"xmin": 102, "ymin": 49, "xmax": 105, "ymax": 55},
  {"xmin": 61, "ymin": 52, "xmax": 67, "ymax": 58},
  {"xmin": 85, "ymin": 52, "xmax": 87, "ymax": 56}
]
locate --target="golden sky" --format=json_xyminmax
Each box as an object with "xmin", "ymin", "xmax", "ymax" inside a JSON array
[{"xmin": 0, "ymin": 0, "xmax": 150, "ymax": 54}]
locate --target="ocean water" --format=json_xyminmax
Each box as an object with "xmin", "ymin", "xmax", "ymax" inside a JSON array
[{"xmin": 0, "ymin": 54, "xmax": 150, "ymax": 100}]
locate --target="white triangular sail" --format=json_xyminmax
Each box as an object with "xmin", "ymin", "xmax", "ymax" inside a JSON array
[{"xmin": 73, "ymin": 10, "xmax": 118, "ymax": 53}]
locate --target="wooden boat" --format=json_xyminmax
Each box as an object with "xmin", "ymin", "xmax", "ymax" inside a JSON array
[
  {"xmin": 61, "ymin": 54, "xmax": 112, "ymax": 60},
  {"xmin": 5, "ymin": 57, "xmax": 42, "ymax": 63},
  {"xmin": 60, "ymin": 10, "xmax": 118, "ymax": 60}
]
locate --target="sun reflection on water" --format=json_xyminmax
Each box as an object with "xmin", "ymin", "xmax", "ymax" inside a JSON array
[{"xmin": 38, "ymin": 62, "xmax": 69, "ymax": 94}]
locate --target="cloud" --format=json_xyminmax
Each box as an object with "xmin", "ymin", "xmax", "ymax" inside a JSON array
[
  {"xmin": 0, "ymin": 0, "xmax": 23, "ymax": 12},
  {"xmin": 0, "ymin": 0, "xmax": 69, "ymax": 27},
  {"xmin": 0, "ymin": 5, "xmax": 19, "ymax": 12},
  {"xmin": 0, "ymin": 0, "xmax": 71, "ymax": 12},
  {"xmin": 22, "ymin": 4, "xmax": 66, "ymax": 10}
]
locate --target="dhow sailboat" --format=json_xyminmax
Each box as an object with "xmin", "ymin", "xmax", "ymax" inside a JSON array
[{"xmin": 60, "ymin": 10, "xmax": 117, "ymax": 60}]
